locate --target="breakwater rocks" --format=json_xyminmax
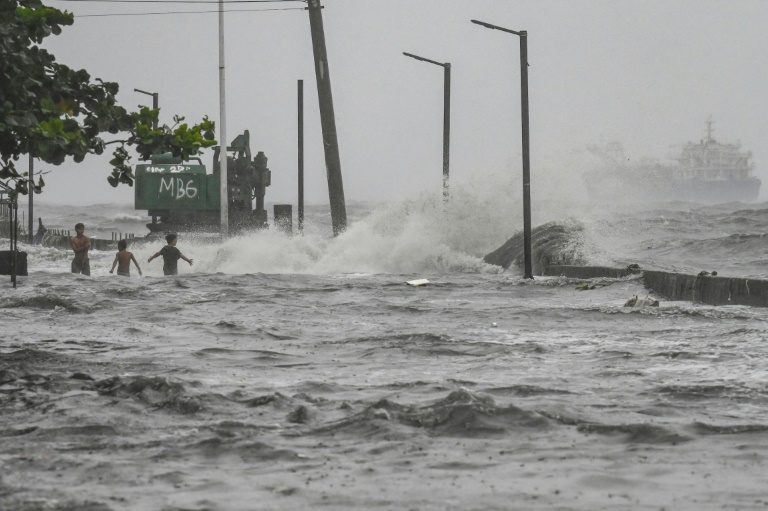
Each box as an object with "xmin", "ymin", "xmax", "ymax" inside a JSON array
[
  {"xmin": 485, "ymin": 223, "xmax": 768, "ymax": 308},
  {"xmin": 483, "ymin": 220, "xmax": 588, "ymax": 273}
]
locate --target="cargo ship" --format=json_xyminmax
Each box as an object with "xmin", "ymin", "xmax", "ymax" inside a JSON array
[{"xmin": 584, "ymin": 118, "xmax": 761, "ymax": 203}]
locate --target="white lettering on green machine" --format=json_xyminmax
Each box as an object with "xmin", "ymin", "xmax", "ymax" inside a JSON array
[
  {"xmin": 159, "ymin": 176, "xmax": 199, "ymax": 200},
  {"xmin": 145, "ymin": 165, "xmax": 196, "ymax": 173}
]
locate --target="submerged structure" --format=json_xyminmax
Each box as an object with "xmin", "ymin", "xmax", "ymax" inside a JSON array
[
  {"xmin": 134, "ymin": 131, "xmax": 271, "ymax": 234},
  {"xmin": 584, "ymin": 118, "xmax": 760, "ymax": 203}
]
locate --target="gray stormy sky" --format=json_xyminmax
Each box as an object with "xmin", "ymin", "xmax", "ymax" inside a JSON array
[{"xmin": 31, "ymin": 0, "xmax": 768, "ymax": 206}]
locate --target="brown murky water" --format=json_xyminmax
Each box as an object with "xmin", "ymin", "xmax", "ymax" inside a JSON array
[{"xmin": 3, "ymin": 269, "xmax": 768, "ymax": 510}]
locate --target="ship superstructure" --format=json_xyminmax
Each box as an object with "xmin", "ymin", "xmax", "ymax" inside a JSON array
[{"xmin": 584, "ymin": 117, "xmax": 760, "ymax": 203}]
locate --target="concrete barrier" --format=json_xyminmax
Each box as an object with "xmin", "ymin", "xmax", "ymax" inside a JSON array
[
  {"xmin": 544, "ymin": 265, "xmax": 641, "ymax": 280},
  {"xmin": 642, "ymin": 270, "xmax": 768, "ymax": 308},
  {"xmin": 544, "ymin": 265, "xmax": 768, "ymax": 308},
  {"xmin": 41, "ymin": 234, "xmax": 121, "ymax": 251}
]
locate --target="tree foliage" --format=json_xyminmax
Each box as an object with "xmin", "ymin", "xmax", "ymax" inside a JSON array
[{"xmin": 0, "ymin": 0, "xmax": 216, "ymax": 198}]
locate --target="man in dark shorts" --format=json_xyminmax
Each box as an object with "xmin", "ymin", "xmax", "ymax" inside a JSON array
[
  {"xmin": 147, "ymin": 233, "xmax": 193, "ymax": 275},
  {"xmin": 70, "ymin": 222, "xmax": 91, "ymax": 276}
]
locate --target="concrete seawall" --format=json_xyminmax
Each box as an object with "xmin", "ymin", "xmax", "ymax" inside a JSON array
[
  {"xmin": 545, "ymin": 265, "xmax": 768, "ymax": 308},
  {"xmin": 41, "ymin": 234, "xmax": 130, "ymax": 251}
]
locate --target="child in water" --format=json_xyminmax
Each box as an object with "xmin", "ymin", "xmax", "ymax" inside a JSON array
[
  {"xmin": 147, "ymin": 233, "xmax": 193, "ymax": 275},
  {"xmin": 109, "ymin": 239, "xmax": 142, "ymax": 277}
]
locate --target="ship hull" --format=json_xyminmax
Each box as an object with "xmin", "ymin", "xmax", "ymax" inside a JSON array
[{"xmin": 585, "ymin": 174, "xmax": 761, "ymax": 204}]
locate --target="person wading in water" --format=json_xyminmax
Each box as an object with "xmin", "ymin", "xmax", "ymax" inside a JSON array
[
  {"xmin": 110, "ymin": 239, "xmax": 143, "ymax": 277},
  {"xmin": 70, "ymin": 222, "xmax": 91, "ymax": 276},
  {"xmin": 147, "ymin": 233, "xmax": 193, "ymax": 275}
]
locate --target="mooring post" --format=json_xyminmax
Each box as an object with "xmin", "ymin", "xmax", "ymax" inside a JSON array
[{"xmin": 307, "ymin": 0, "xmax": 347, "ymax": 236}]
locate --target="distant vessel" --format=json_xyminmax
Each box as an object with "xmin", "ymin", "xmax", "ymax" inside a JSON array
[{"xmin": 584, "ymin": 117, "xmax": 761, "ymax": 203}]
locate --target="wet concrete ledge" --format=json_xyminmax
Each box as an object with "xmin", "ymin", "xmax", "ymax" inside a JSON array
[
  {"xmin": 40, "ymin": 234, "xmax": 127, "ymax": 251},
  {"xmin": 544, "ymin": 265, "xmax": 768, "ymax": 308}
]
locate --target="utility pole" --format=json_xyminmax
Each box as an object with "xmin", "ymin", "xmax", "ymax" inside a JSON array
[
  {"xmin": 307, "ymin": 0, "xmax": 347, "ymax": 236},
  {"xmin": 298, "ymin": 79, "xmax": 305, "ymax": 234}
]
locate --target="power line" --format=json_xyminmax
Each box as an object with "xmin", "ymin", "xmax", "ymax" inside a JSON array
[
  {"xmin": 74, "ymin": 6, "xmax": 304, "ymax": 16},
  {"xmin": 59, "ymin": 0, "xmax": 303, "ymax": 3}
]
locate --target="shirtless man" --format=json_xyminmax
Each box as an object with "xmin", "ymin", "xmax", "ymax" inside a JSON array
[
  {"xmin": 70, "ymin": 222, "xmax": 91, "ymax": 276},
  {"xmin": 109, "ymin": 239, "xmax": 142, "ymax": 277}
]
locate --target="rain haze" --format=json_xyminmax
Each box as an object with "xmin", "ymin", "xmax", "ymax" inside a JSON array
[
  {"xmin": 31, "ymin": 0, "xmax": 768, "ymax": 208},
  {"xmin": 7, "ymin": 3, "xmax": 768, "ymax": 509}
]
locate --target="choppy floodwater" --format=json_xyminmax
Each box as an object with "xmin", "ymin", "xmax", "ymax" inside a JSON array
[{"xmin": 2, "ymin": 194, "xmax": 768, "ymax": 510}]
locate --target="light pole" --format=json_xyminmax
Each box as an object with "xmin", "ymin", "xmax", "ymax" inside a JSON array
[
  {"xmin": 28, "ymin": 154, "xmax": 33, "ymax": 244},
  {"xmin": 133, "ymin": 88, "xmax": 159, "ymax": 131},
  {"xmin": 403, "ymin": 52, "xmax": 451, "ymax": 201},
  {"xmin": 471, "ymin": 19, "xmax": 533, "ymax": 280},
  {"xmin": 218, "ymin": 0, "xmax": 228, "ymax": 237}
]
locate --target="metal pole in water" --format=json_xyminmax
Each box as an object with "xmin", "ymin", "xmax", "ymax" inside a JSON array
[
  {"xmin": 471, "ymin": 20, "xmax": 533, "ymax": 279},
  {"xmin": 519, "ymin": 32, "xmax": 533, "ymax": 280},
  {"xmin": 442, "ymin": 63, "xmax": 451, "ymax": 201},
  {"xmin": 28, "ymin": 154, "xmax": 33, "ymax": 244},
  {"xmin": 402, "ymin": 52, "xmax": 451, "ymax": 201},
  {"xmin": 218, "ymin": 0, "xmax": 229, "ymax": 237},
  {"xmin": 12, "ymin": 200, "xmax": 17, "ymax": 288}
]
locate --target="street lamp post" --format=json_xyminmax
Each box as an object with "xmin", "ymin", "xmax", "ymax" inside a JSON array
[
  {"xmin": 218, "ymin": 0, "xmax": 228, "ymax": 237},
  {"xmin": 403, "ymin": 52, "xmax": 451, "ymax": 201},
  {"xmin": 133, "ymin": 88, "xmax": 159, "ymax": 130},
  {"xmin": 471, "ymin": 19, "xmax": 533, "ymax": 280},
  {"xmin": 298, "ymin": 79, "xmax": 304, "ymax": 235}
]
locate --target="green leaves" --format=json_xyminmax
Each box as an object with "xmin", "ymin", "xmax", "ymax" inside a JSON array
[
  {"xmin": 0, "ymin": 0, "xmax": 217, "ymax": 198},
  {"xmin": 108, "ymin": 113, "xmax": 217, "ymax": 187}
]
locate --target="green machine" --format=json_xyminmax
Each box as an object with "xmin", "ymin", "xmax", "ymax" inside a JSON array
[{"xmin": 135, "ymin": 131, "xmax": 271, "ymax": 233}]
